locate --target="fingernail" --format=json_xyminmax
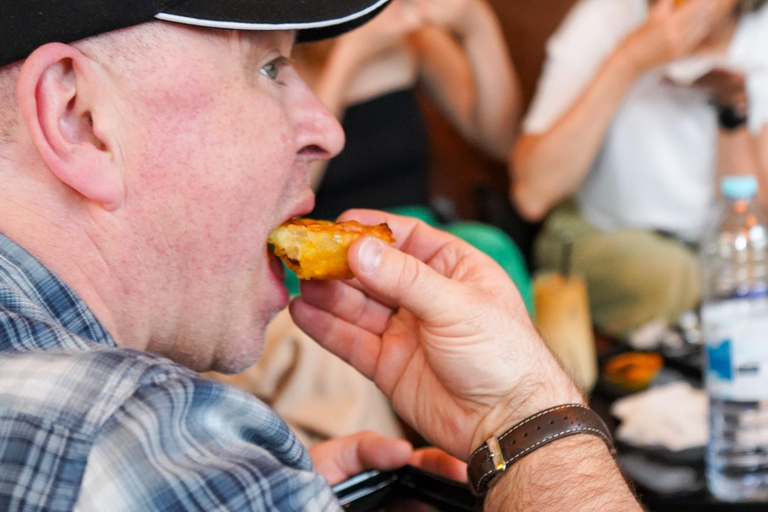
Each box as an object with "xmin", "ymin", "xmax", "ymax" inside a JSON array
[{"xmin": 358, "ymin": 238, "xmax": 382, "ymax": 274}]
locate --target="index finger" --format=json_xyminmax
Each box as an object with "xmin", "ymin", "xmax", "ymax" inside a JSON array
[{"xmin": 337, "ymin": 209, "xmax": 468, "ymax": 264}]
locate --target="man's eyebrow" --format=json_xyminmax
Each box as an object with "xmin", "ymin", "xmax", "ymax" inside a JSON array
[{"xmin": 275, "ymin": 55, "xmax": 294, "ymax": 67}]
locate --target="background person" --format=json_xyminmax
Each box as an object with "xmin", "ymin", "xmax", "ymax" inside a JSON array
[
  {"xmin": 511, "ymin": 0, "xmax": 768, "ymax": 337},
  {"xmin": 292, "ymin": 0, "xmax": 534, "ymax": 311}
]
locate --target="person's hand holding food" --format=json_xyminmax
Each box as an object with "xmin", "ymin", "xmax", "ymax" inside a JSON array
[
  {"xmin": 621, "ymin": 0, "xmax": 738, "ymax": 73},
  {"xmin": 288, "ymin": 211, "xmax": 583, "ymax": 462}
]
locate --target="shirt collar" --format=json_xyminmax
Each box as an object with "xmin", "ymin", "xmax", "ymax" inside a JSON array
[{"xmin": 0, "ymin": 231, "xmax": 116, "ymax": 351}]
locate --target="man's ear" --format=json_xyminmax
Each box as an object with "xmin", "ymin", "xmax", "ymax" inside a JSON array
[{"xmin": 17, "ymin": 43, "xmax": 124, "ymax": 210}]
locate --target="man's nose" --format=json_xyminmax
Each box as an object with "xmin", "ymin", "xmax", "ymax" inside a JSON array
[{"xmin": 293, "ymin": 85, "xmax": 346, "ymax": 162}]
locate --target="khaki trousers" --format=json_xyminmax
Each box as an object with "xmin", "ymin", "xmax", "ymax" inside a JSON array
[{"xmin": 534, "ymin": 203, "xmax": 701, "ymax": 338}]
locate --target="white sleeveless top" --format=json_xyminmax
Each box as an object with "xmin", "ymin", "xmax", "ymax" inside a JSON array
[{"xmin": 524, "ymin": 0, "xmax": 768, "ymax": 242}]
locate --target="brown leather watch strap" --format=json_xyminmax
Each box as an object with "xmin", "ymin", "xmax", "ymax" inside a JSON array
[{"xmin": 467, "ymin": 404, "xmax": 615, "ymax": 496}]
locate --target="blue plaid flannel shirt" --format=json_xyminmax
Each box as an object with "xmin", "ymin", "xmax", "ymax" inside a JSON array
[{"xmin": 0, "ymin": 233, "xmax": 340, "ymax": 511}]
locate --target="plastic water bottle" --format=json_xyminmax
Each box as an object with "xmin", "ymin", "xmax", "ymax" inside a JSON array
[{"xmin": 700, "ymin": 175, "xmax": 768, "ymax": 502}]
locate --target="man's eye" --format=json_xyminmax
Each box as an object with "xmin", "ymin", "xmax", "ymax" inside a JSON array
[{"xmin": 260, "ymin": 61, "xmax": 281, "ymax": 81}]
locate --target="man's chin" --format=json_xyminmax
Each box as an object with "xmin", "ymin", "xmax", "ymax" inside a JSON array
[
  {"xmin": 212, "ymin": 350, "xmax": 263, "ymax": 375},
  {"xmin": 203, "ymin": 331, "xmax": 266, "ymax": 375}
]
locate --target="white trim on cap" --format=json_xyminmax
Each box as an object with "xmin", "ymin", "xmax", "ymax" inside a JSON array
[{"xmin": 155, "ymin": 0, "xmax": 389, "ymax": 31}]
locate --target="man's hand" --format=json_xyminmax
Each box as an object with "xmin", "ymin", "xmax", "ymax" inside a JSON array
[
  {"xmin": 622, "ymin": 0, "xmax": 738, "ymax": 73},
  {"xmin": 309, "ymin": 431, "xmax": 466, "ymax": 486},
  {"xmin": 290, "ymin": 211, "xmax": 582, "ymax": 462}
]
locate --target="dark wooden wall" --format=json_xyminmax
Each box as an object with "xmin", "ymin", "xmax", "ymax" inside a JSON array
[{"xmin": 423, "ymin": 0, "xmax": 578, "ymax": 263}]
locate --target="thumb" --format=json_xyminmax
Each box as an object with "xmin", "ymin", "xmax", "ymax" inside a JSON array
[{"xmin": 349, "ymin": 237, "xmax": 461, "ymax": 323}]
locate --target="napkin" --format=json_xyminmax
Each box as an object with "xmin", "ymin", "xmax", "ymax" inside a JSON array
[{"xmin": 611, "ymin": 381, "xmax": 708, "ymax": 451}]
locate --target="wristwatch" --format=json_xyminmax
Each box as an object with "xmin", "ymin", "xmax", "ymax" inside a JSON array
[
  {"xmin": 467, "ymin": 404, "xmax": 615, "ymax": 496},
  {"xmin": 717, "ymin": 103, "xmax": 748, "ymax": 132}
]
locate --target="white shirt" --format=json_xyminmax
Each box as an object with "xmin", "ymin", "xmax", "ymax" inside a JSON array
[{"xmin": 524, "ymin": 0, "xmax": 768, "ymax": 242}]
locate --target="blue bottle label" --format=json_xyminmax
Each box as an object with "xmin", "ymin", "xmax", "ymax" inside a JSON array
[{"xmin": 702, "ymin": 299, "xmax": 768, "ymax": 401}]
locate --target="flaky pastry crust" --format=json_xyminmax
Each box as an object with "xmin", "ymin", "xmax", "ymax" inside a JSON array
[{"xmin": 269, "ymin": 218, "xmax": 395, "ymax": 280}]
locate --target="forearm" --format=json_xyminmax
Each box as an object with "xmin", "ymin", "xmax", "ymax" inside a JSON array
[
  {"xmin": 717, "ymin": 127, "xmax": 768, "ymax": 207},
  {"xmin": 454, "ymin": 0, "xmax": 520, "ymax": 160},
  {"xmin": 310, "ymin": 45, "xmax": 362, "ymax": 120},
  {"xmin": 485, "ymin": 436, "xmax": 642, "ymax": 512},
  {"xmin": 511, "ymin": 47, "xmax": 643, "ymax": 221}
]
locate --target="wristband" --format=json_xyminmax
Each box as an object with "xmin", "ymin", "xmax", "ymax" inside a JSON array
[
  {"xmin": 717, "ymin": 104, "xmax": 748, "ymax": 132},
  {"xmin": 467, "ymin": 404, "xmax": 615, "ymax": 496}
]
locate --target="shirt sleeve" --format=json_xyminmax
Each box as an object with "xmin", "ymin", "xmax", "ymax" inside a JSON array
[
  {"xmin": 74, "ymin": 374, "xmax": 341, "ymax": 512},
  {"xmin": 523, "ymin": 0, "xmax": 647, "ymax": 134}
]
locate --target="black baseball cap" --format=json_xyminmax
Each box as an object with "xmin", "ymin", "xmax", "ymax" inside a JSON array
[{"xmin": 1, "ymin": 0, "xmax": 393, "ymax": 68}]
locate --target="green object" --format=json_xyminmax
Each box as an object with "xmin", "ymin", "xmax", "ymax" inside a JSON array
[
  {"xmin": 284, "ymin": 262, "xmax": 302, "ymax": 297},
  {"xmin": 387, "ymin": 206, "xmax": 533, "ymax": 315},
  {"xmin": 444, "ymin": 221, "xmax": 534, "ymax": 315},
  {"xmin": 283, "ymin": 205, "xmax": 535, "ymax": 317}
]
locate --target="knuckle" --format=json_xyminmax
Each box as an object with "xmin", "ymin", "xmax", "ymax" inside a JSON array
[
  {"xmin": 358, "ymin": 430, "xmax": 378, "ymax": 440},
  {"xmin": 350, "ymin": 292, "xmax": 368, "ymax": 323},
  {"xmin": 397, "ymin": 256, "xmax": 423, "ymax": 293}
]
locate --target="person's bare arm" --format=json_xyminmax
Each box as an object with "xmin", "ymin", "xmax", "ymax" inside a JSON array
[
  {"xmin": 413, "ymin": 0, "xmax": 520, "ymax": 161},
  {"xmin": 718, "ymin": 126, "xmax": 768, "ymax": 206},
  {"xmin": 291, "ymin": 210, "xmax": 644, "ymax": 512},
  {"xmin": 758, "ymin": 128, "xmax": 768, "ymax": 204},
  {"xmin": 696, "ymin": 69, "xmax": 768, "ymax": 206},
  {"xmin": 511, "ymin": 0, "xmax": 739, "ymax": 221},
  {"xmin": 486, "ymin": 437, "xmax": 642, "ymax": 512},
  {"xmin": 297, "ymin": 3, "xmax": 419, "ymax": 189},
  {"xmin": 511, "ymin": 50, "xmax": 642, "ymax": 220}
]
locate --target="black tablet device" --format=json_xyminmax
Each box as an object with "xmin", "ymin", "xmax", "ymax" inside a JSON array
[{"xmin": 332, "ymin": 465, "xmax": 482, "ymax": 512}]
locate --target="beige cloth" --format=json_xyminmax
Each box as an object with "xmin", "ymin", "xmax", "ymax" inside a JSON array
[{"xmin": 205, "ymin": 308, "xmax": 403, "ymax": 447}]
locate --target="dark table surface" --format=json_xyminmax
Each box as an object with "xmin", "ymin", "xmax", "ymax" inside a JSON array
[{"xmin": 592, "ymin": 337, "xmax": 766, "ymax": 512}]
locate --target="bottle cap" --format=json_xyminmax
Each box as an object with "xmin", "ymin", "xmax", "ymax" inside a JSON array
[{"xmin": 721, "ymin": 175, "xmax": 758, "ymax": 199}]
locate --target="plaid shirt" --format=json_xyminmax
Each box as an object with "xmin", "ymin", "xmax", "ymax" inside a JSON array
[{"xmin": 0, "ymin": 233, "xmax": 340, "ymax": 511}]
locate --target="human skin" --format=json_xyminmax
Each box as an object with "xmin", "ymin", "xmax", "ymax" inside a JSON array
[
  {"xmin": 291, "ymin": 210, "xmax": 644, "ymax": 511},
  {"xmin": 510, "ymin": 0, "xmax": 745, "ymax": 221},
  {"xmin": 299, "ymin": 0, "xmax": 519, "ymax": 187},
  {"xmin": 693, "ymin": 69, "xmax": 768, "ymax": 206},
  {"xmin": 7, "ymin": 24, "xmax": 344, "ymax": 374},
  {"xmin": 309, "ymin": 431, "xmax": 467, "ymax": 485}
]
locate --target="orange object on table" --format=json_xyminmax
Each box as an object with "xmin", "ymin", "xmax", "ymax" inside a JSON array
[{"xmin": 602, "ymin": 352, "xmax": 664, "ymax": 391}]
